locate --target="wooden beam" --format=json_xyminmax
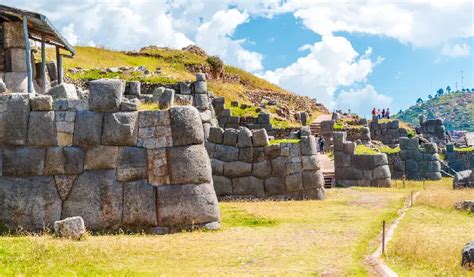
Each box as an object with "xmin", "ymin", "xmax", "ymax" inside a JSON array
[
  {"xmin": 56, "ymin": 46, "xmax": 63, "ymax": 84},
  {"xmin": 22, "ymin": 16, "xmax": 33, "ymax": 93},
  {"xmin": 41, "ymin": 34, "xmax": 46, "ymax": 93}
]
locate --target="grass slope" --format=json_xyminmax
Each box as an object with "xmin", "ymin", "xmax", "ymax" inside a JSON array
[{"xmin": 396, "ymin": 91, "xmax": 474, "ymax": 131}]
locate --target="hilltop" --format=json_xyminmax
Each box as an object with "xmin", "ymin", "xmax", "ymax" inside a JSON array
[
  {"xmin": 395, "ymin": 91, "xmax": 474, "ymax": 131},
  {"xmin": 46, "ymin": 46, "xmax": 328, "ymax": 127}
]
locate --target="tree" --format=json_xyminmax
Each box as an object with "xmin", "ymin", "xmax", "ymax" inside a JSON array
[
  {"xmin": 446, "ymin": 86, "xmax": 451, "ymax": 93},
  {"xmin": 416, "ymin": 98, "xmax": 423, "ymax": 105},
  {"xmin": 436, "ymin": 88, "xmax": 444, "ymax": 97},
  {"xmin": 462, "ymin": 88, "xmax": 465, "ymax": 92},
  {"xmin": 466, "ymin": 88, "xmax": 471, "ymax": 92},
  {"xmin": 428, "ymin": 94, "xmax": 433, "ymax": 99}
]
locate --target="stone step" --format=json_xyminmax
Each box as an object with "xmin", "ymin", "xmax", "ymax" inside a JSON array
[{"xmin": 323, "ymin": 172, "xmax": 335, "ymax": 189}]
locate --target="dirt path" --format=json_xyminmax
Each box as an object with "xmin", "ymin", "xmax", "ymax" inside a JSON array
[
  {"xmin": 365, "ymin": 192, "xmax": 420, "ymax": 276},
  {"xmin": 319, "ymin": 153, "xmax": 334, "ymax": 173},
  {"xmin": 315, "ymin": 114, "xmax": 332, "ymax": 123}
]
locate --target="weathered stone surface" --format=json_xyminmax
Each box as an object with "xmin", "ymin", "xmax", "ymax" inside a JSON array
[
  {"xmin": 169, "ymin": 106, "xmax": 204, "ymax": 146},
  {"xmin": 223, "ymin": 161, "xmax": 252, "ymax": 178},
  {"xmin": 233, "ymin": 176, "xmax": 264, "ymax": 198},
  {"xmin": 3, "ymin": 22, "xmax": 24, "ymax": 48},
  {"xmin": 285, "ymin": 173, "xmax": 303, "ymax": 192},
  {"xmin": 154, "ymin": 87, "xmax": 175, "ymax": 109},
  {"xmin": 373, "ymin": 165, "xmax": 391, "ymax": 180},
  {"xmin": 0, "ymin": 176, "xmax": 61, "ymax": 230},
  {"xmin": 168, "ymin": 145, "xmax": 212, "ymax": 184},
  {"xmin": 3, "ymin": 147, "xmax": 45, "ymax": 176},
  {"xmin": 253, "ymin": 160, "xmax": 271, "ymax": 179},
  {"xmin": 0, "ymin": 79, "xmax": 6, "ymax": 93},
  {"xmin": 102, "ymin": 112, "xmax": 138, "ymax": 146},
  {"xmin": 27, "ymin": 111, "xmax": 56, "ymax": 146},
  {"xmin": 214, "ymin": 144, "xmax": 239, "ymax": 162},
  {"xmin": 223, "ymin": 129, "xmax": 239, "ymax": 146},
  {"xmin": 285, "ymin": 158, "xmax": 302, "ymax": 175},
  {"xmin": 31, "ymin": 95, "xmax": 53, "ymax": 111},
  {"xmin": 252, "ymin": 129, "xmax": 269, "ymax": 147},
  {"xmin": 424, "ymin": 172, "xmax": 442, "ymax": 180},
  {"xmin": 237, "ymin": 127, "xmax": 253, "ymax": 148},
  {"xmin": 147, "ymin": 148, "xmax": 169, "ymax": 186},
  {"xmin": 63, "ymin": 170, "xmax": 123, "ymax": 231},
  {"xmin": 5, "ymin": 93, "xmax": 30, "ymax": 145},
  {"xmin": 178, "ymin": 82, "xmax": 191, "ymax": 95},
  {"xmin": 54, "ymin": 175, "xmax": 76, "ymax": 201},
  {"xmin": 138, "ymin": 110, "xmax": 170, "ymax": 128},
  {"xmin": 3, "ymin": 72, "xmax": 30, "ymax": 93},
  {"xmin": 89, "ymin": 79, "xmax": 124, "ymax": 112},
  {"xmin": 84, "ymin": 146, "xmax": 118, "ymax": 170},
  {"xmin": 120, "ymin": 98, "xmax": 139, "ymax": 111},
  {"xmin": 54, "ymin": 217, "xmax": 86, "ymax": 240},
  {"xmin": 213, "ymin": 176, "xmax": 233, "ymax": 196},
  {"xmin": 157, "ymin": 183, "xmax": 220, "ymax": 227},
  {"xmin": 117, "ymin": 147, "xmax": 147, "ymax": 182},
  {"xmin": 302, "ymin": 155, "xmax": 321, "ymax": 171},
  {"xmin": 302, "ymin": 171, "xmax": 324, "ymax": 189},
  {"xmin": 238, "ymin": 148, "xmax": 254, "ymax": 163},
  {"xmin": 45, "ymin": 147, "xmax": 64, "ymax": 175},
  {"xmin": 265, "ymin": 144, "xmax": 280, "ymax": 159},
  {"xmin": 122, "ymin": 180, "xmax": 157, "ymax": 227},
  {"xmin": 210, "ymin": 159, "xmax": 224, "ymax": 175},
  {"xmin": 253, "ymin": 147, "xmax": 266, "ymax": 162},
  {"xmin": 271, "ymin": 157, "xmax": 287, "ymax": 176},
  {"xmin": 6, "ymin": 48, "xmax": 27, "ymax": 72},
  {"xmin": 193, "ymin": 94, "xmax": 209, "ymax": 110},
  {"xmin": 300, "ymin": 135, "xmax": 317, "ymax": 155},
  {"xmin": 264, "ymin": 177, "xmax": 285, "ymax": 195},
  {"xmin": 208, "ymin": 127, "xmax": 224, "ymax": 144},
  {"xmin": 73, "ymin": 111, "xmax": 103, "ymax": 146},
  {"xmin": 193, "ymin": 81, "xmax": 207, "ymax": 94},
  {"xmin": 129, "ymin": 81, "xmax": 141, "ymax": 95},
  {"xmin": 453, "ymin": 170, "xmax": 472, "ymax": 188},
  {"xmin": 196, "ymin": 73, "xmax": 206, "ymax": 82},
  {"xmin": 47, "ymin": 83, "xmax": 78, "ymax": 99}
]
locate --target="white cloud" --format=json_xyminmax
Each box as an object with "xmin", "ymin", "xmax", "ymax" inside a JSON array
[
  {"xmin": 60, "ymin": 24, "xmax": 78, "ymax": 46},
  {"xmin": 335, "ymin": 85, "xmax": 393, "ymax": 117},
  {"xmin": 441, "ymin": 43, "xmax": 471, "ymax": 57},
  {"xmin": 195, "ymin": 9, "xmax": 263, "ymax": 72},
  {"xmin": 262, "ymin": 35, "xmax": 381, "ymax": 109}
]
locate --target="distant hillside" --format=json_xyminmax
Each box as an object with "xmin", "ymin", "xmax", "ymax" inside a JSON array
[
  {"xmin": 46, "ymin": 46, "xmax": 328, "ymax": 127},
  {"xmin": 395, "ymin": 91, "xmax": 473, "ymax": 131}
]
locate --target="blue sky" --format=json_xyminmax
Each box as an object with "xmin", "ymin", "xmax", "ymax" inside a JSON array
[{"xmin": 6, "ymin": 0, "xmax": 473, "ymax": 116}]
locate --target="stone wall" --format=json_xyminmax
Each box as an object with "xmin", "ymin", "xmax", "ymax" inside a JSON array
[
  {"xmin": 370, "ymin": 116, "xmax": 408, "ymax": 146},
  {"xmin": 334, "ymin": 132, "xmax": 392, "ymax": 187},
  {"xmin": 206, "ymin": 127, "xmax": 325, "ymax": 199},
  {"xmin": 386, "ymin": 153, "xmax": 405, "ymax": 179},
  {"xmin": 446, "ymin": 145, "xmax": 474, "ymax": 172},
  {"xmin": 417, "ymin": 116, "xmax": 449, "ymax": 146},
  {"xmin": 0, "ymin": 79, "xmax": 220, "ymax": 232},
  {"xmin": 399, "ymin": 137, "xmax": 442, "ymax": 180}
]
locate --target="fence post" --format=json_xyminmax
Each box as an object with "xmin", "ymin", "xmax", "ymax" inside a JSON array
[{"xmin": 382, "ymin": 220, "xmax": 386, "ymax": 254}]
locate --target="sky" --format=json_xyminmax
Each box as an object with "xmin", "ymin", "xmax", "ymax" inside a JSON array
[{"xmin": 5, "ymin": 0, "xmax": 473, "ymax": 117}]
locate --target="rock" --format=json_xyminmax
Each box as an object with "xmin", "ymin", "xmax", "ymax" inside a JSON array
[
  {"xmin": 233, "ymin": 176, "xmax": 265, "ymax": 198},
  {"xmin": 253, "ymin": 160, "xmax": 271, "ymax": 179},
  {"xmin": 27, "ymin": 111, "xmax": 56, "ymax": 146},
  {"xmin": 285, "ymin": 173, "xmax": 303, "ymax": 192},
  {"xmin": 237, "ymin": 127, "xmax": 253, "ymax": 148},
  {"xmin": 129, "ymin": 81, "xmax": 141, "ymax": 96},
  {"xmin": 238, "ymin": 148, "xmax": 254, "ymax": 163},
  {"xmin": 455, "ymin": 200, "xmax": 474, "ymax": 213},
  {"xmin": 0, "ymin": 78, "xmax": 6, "ymax": 93},
  {"xmin": 154, "ymin": 88, "xmax": 175, "ymax": 109},
  {"xmin": 223, "ymin": 129, "xmax": 239, "ymax": 146},
  {"xmin": 102, "ymin": 112, "xmax": 138, "ymax": 146},
  {"xmin": 193, "ymin": 94, "xmax": 209, "ymax": 110},
  {"xmin": 122, "ymin": 180, "xmax": 157, "ymax": 227},
  {"xmin": 73, "ymin": 111, "xmax": 103, "ymax": 146},
  {"xmin": 252, "ymin": 129, "xmax": 269, "ymax": 147},
  {"xmin": 167, "ymin": 144, "xmax": 212, "ymax": 185},
  {"xmin": 47, "ymin": 62, "xmax": 58, "ymax": 81},
  {"xmin": 373, "ymin": 165, "xmax": 391, "ymax": 180},
  {"xmin": 47, "ymin": 83, "xmax": 78, "ymax": 99},
  {"xmin": 264, "ymin": 177, "xmax": 285, "ymax": 195},
  {"xmin": 169, "ymin": 106, "xmax": 204, "ymax": 146},
  {"xmin": 89, "ymin": 79, "xmax": 124, "ymax": 112},
  {"xmin": 0, "ymin": 176, "xmax": 61, "ymax": 230},
  {"xmin": 210, "ymin": 158, "xmax": 224, "ymax": 175},
  {"xmin": 84, "ymin": 146, "xmax": 118, "ymax": 170},
  {"xmin": 193, "ymin": 81, "xmax": 207, "ymax": 94},
  {"xmin": 214, "ymin": 144, "xmax": 239, "ymax": 162},
  {"xmin": 156, "ymin": 183, "xmax": 220, "ymax": 227},
  {"xmin": 120, "ymin": 98, "xmax": 139, "ymax": 111},
  {"xmin": 175, "ymin": 94, "xmax": 193, "ymax": 106},
  {"xmin": 300, "ymin": 135, "xmax": 317, "ymax": 155},
  {"xmin": 54, "ymin": 175, "xmax": 76, "ymax": 201},
  {"xmin": 30, "ymin": 95, "xmax": 53, "ymax": 111},
  {"xmin": 117, "ymin": 147, "xmax": 147, "ymax": 182},
  {"xmin": 54, "ymin": 217, "xmax": 86, "ymax": 240},
  {"xmin": 302, "ymin": 155, "xmax": 321, "ymax": 171},
  {"xmin": 3, "ymin": 72, "xmax": 31, "ymax": 93},
  {"xmin": 213, "ymin": 176, "xmax": 233, "ymax": 196},
  {"xmin": 5, "ymin": 93, "xmax": 30, "ymax": 145},
  {"xmin": 208, "ymin": 127, "xmax": 224, "ymax": 144},
  {"xmin": 223, "ymin": 161, "xmax": 252, "ymax": 178},
  {"xmin": 462, "ymin": 241, "xmax": 474, "ymax": 269},
  {"xmin": 63, "ymin": 170, "xmax": 123, "ymax": 231},
  {"xmin": 302, "ymin": 171, "xmax": 324, "ymax": 189},
  {"xmin": 3, "ymin": 147, "xmax": 45, "ymax": 176},
  {"xmin": 178, "ymin": 82, "xmax": 191, "ymax": 95},
  {"xmin": 196, "ymin": 73, "xmax": 206, "ymax": 81},
  {"xmin": 258, "ymin": 113, "xmax": 270, "ymax": 124}
]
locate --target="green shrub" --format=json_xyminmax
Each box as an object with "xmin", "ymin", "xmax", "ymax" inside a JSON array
[
  {"xmin": 207, "ymin": 56, "xmax": 224, "ymax": 78},
  {"xmin": 407, "ymin": 129, "xmax": 416, "ymax": 138}
]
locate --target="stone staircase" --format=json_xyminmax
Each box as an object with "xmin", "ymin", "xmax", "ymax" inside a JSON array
[
  {"xmin": 310, "ymin": 122, "xmax": 321, "ymax": 136},
  {"xmin": 323, "ymin": 172, "xmax": 335, "ymax": 189}
]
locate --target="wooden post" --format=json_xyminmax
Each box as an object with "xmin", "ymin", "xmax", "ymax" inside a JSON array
[
  {"xmin": 22, "ymin": 16, "xmax": 33, "ymax": 93},
  {"xmin": 382, "ymin": 220, "xmax": 386, "ymax": 254},
  {"xmin": 56, "ymin": 46, "xmax": 63, "ymax": 84},
  {"xmin": 41, "ymin": 35, "xmax": 46, "ymax": 93},
  {"xmin": 410, "ymin": 190, "xmax": 414, "ymax": 207}
]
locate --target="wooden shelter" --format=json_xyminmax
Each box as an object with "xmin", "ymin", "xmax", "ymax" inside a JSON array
[{"xmin": 0, "ymin": 4, "xmax": 75, "ymax": 93}]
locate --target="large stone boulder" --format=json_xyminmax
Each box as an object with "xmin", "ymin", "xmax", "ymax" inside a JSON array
[
  {"xmin": 462, "ymin": 241, "xmax": 474, "ymax": 269},
  {"xmin": 0, "ymin": 176, "xmax": 61, "ymax": 230},
  {"xmin": 212, "ymin": 176, "xmax": 233, "ymax": 196},
  {"xmin": 252, "ymin": 129, "xmax": 269, "ymax": 147},
  {"xmin": 156, "ymin": 183, "xmax": 220, "ymax": 228},
  {"xmin": 223, "ymin": 161, "xmax": 252, "ymax": 178},
  {"xmin": 45, "ymin": 147, "xmax": 84, "ymax": 175},
  {"xmin": 233, "ymin": 176, "xmax": 265, "ymax": 198},
  {"xmin": 117, "ymin": 147, "xmax": 147, "ymax": 182},
  {"xmin": 153, "ymin": 87, "xmax": 174, "ymax": 109},
  {"xmin": 54, "ymin": 217, "xmax": 86, "ymax": 240},
  {"xmin": 30, "ymin": 95, "xmax": 53, "ymax": 111},
  {"xmin": 63, "ymin": 170, "xmax": 123, "ymax": 231},
  {"xmin": 73, "ymin": 111, "xmax": 103, "ymax": 146},
  {"xmin": 3, "ymin": 147, "xmax": 46, "ymax": 176},
  {"xmin": 167, "ymin": 145, "xmax": 212, "ymax": 185},
  {"xmin": 89, "ymin": 79, "xmax": 124, "ymax": 112},
  {"xmin": 237, "ymin": 128, "xmax": 253, "ymax": 148},
  {"xmin": 84, "ymin": 146, "xmax": 118, "ymax": 170},
  {"xmin": 47, "ymin": 83, "xmax": 78, "ymax": 99},
  {"xmin": 102, "ymin": 112, "xmax": 138, "ymax": 146},
  {"xmin": 27, "ymin": 111, "xmax": 57, "ymax": 146},
  {"xmin": 454, "ymin": 170, "xmax": 473, "ymax": 189},
  {"xmin": 3, "ymin": 72, "xmax": 31, "ymax": 93},
  {"xmin": 122, "ymin": 180, "xmax": 157, "ymax": 227},
  {"xmin": 5, "ymin": 93, "xmax": 30, "ymax": 145},
  {"xmin": 169, "ymin": 106, "xmax": 204, "ymax": 146}
]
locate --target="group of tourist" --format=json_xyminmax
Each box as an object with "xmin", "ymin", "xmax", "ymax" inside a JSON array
[{"xmin": 371, "ymin": 108, "xmax": 391, "ymax": 119}]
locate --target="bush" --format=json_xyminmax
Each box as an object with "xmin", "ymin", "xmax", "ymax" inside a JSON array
[{"xmin": 207, "ymin": 56, "xmax": 224, "ymax": 78}]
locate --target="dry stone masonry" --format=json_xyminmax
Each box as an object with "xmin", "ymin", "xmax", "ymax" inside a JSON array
[
  {"xmin": 0, "ymin": 78, "xmax": 220, "ymax": 232},
  {"xmin": 417, "ymin": 115, "xmax": 450, "ymax": 146},
  {"xmin": 370, "ymin": 116, "xmax": 408, "ymax": 146},
  {"xmin": 206, "ymin": 126, "xmax": 325, "ymax": 199},
  {"xmin": 399, "ymin": 137, "xmax": 442, "ymax": 180},
  {"xmin": 334, "ymin": 132, "xmax": 392, "ymax": 187}
]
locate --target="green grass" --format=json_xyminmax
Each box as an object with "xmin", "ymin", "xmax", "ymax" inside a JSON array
[
  {"xmin": 355, "ymin": 144, "xmax": 380, "ymax": 155},
  {"xmin": 378, "ymin": 145, "xmax": 401, "ymax": 154},
  {"xmin": 454, "ymin": 147, "xmax": 474, "ymax": 152},
  {"xmin": 225, "ymin": 103, "xmax": 260, "ymax": 118},
  {"xmin": 138, "ymin": 102, "xmax": 160, "ymax": 111},
  {"xmin": 268, "ymin": 139, "xmax": 300, "ymax": 145}
]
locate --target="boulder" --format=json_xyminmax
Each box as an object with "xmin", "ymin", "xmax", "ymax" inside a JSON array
[
  {"xmin": 3, "ymin": 147, "xmax": 45, "ymax": 176},
  {"xmin": 63, "ymin": 170, "xmax": 123, "ymax": 231},
  {"xmin": 462, "ymin": 241, "xmax": 474, "ymax": 269},
  {"xmin": 73, "ymin": 111, "xmax": 103, "ymax": 146},
  {"xmin": 302, "ymin": 155, "xmax": 321, "ymax": 171},
  {"xmin": 214, "ymin": 144, "xmax": 239, "ymax": 162},
  {"xmin": 30, "ymin": 95, "xmax": 53, "ymax": 111},
  {"xmin": 84, "ymin": 146, "xmax": 118, "ymax": 170},
  {"xmin": 223, "ymin": 129, "xmax": 239, "ymax": 146},
  {"xmin": 120, "ymin": 98, "xmax": 139, "ymax": 111},
  {"xmin": 253, "ymin": 160, "xmax": 271, "ymax": 179},
  {"xmin": 154, "ymin": 87, "xmax": 175, "ymax": 109},
  {"xmin": 302, "ymin": 171, "xmax": 324, "ymax": 189},
  {"xmin": 238, "ymin": 148, "xmax": 254, "ymax": 163},
  {"xmin": 223, "ymin": 161, "xmax": 252, "ymax": 178},
  {"xmin": 233, "ymin": 176, "xmax": 265, "ymax": 198},
  {"xmin": 300, "ymin": 135, "xmax": 317, "ymax": 155},
  {"xmin": 196, "ymin": 73, "xmax": 206, "ymax": 81},
  {"xmin": 54, "ymin": 175, "xmax": 76, "ymax": 201},
  {"xmin": 252, "ymin": 129, "xmax": 269, "ymax": 147},
  {"xmin": 0, "ymin": 176, "xmax": 61, "ymax": 230},
  {"xmin": 0, "ymin": 78, "xmax": 6, "ymax": 93},
  {"xmin": 178, "ymin": 82, "xmax": 191, "ymax": 95},
  {"xmin": 156, "ymin": 183, "xmax": 220, "ymax": 227},
  {"xmin": 237, "ymin": 127, "xmax": 253, "ymax": 148},
  {"xmin": 193, "ymin": 81, "xmax": 207, "ymax": 94},
  {"xmin": 3, "ymin": 72, "xmax": 31, "ymax": 93},
  {"xmin": 47, "ymin": 83, "xmax": 78, "ymax": 99},
  {"xmin": 54, "ymin": 217, "xmax": 86, "ymax": 240},
  {"xmin": 5, "ymin": 93, "xmax": 30, "ymax": 145},
  {"xmin": 102, "ymin": 112, "xmax": 138, "ymax": 146},
  {"xmin": 27, "ymin": 111, "xmax": 56, "ymax": 146},
  {"xmin": 208, "ymin": 127, "xmax": 224, "ymax": 144},
  {"xmin": 122, "ymin": 180, "xmax": 157, "ymax": 227},
  {"xmin": 264, "ymin": 177, "xmax": 285, "ymax": 195},
  {"xmin": 193, "ymin": 94, "xmax": 209, "ymax": 110},
  {"xmin": 213, "ymin": 176, "xmax": 233, "ymax": 196},
  {"xmin": 169, "ymin": 106, "xmax": 204, "ymax": 146},
  {"xmin": 210, "ymin": 158, "xmax": 224, "ymax": 175},
  {"xmin": 167, "ymin": 144, "xmax": 212, "ymax": 185},
  {"xmin": 129, "ymin": 81, "xmax": 141, "ymax": 96},
  {"xmin": 285, "ymin": 173, "xmax": 303, "ymax": 192},
  {"xmin": 117, "ymin": 147, "xmax": 147, "ymax": 182},
  {"xmin": 89, "ymin": 79, "xmax": 124, "ymax": 112}
]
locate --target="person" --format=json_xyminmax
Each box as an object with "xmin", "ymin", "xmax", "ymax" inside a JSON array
[
  {"xmin": 318, "ymin": 136, "xmax": 325, "ymax": 154},
  {"xmin": 381, "ymin": 109, "xmax": 386, "ymax": 118},
  {"xmin": 377, "ymin": 109, "xmax": 381, "ymax": 119},
  {"xmin": 386, "ymin": 108, "xmax": 390, "ymax": 119},
  {"xmin": 371, "ymin": 107, "xmax": 377, "ymax": 117}
]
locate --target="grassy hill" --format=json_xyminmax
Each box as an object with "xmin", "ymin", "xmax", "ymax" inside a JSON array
[
  {"xmin": 46, "ymin": 46, "xmax": 328, "ymax": 127},
  {"xmin": 395, "ymin": 91, "xmax": 473, "ymax": 131}
]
